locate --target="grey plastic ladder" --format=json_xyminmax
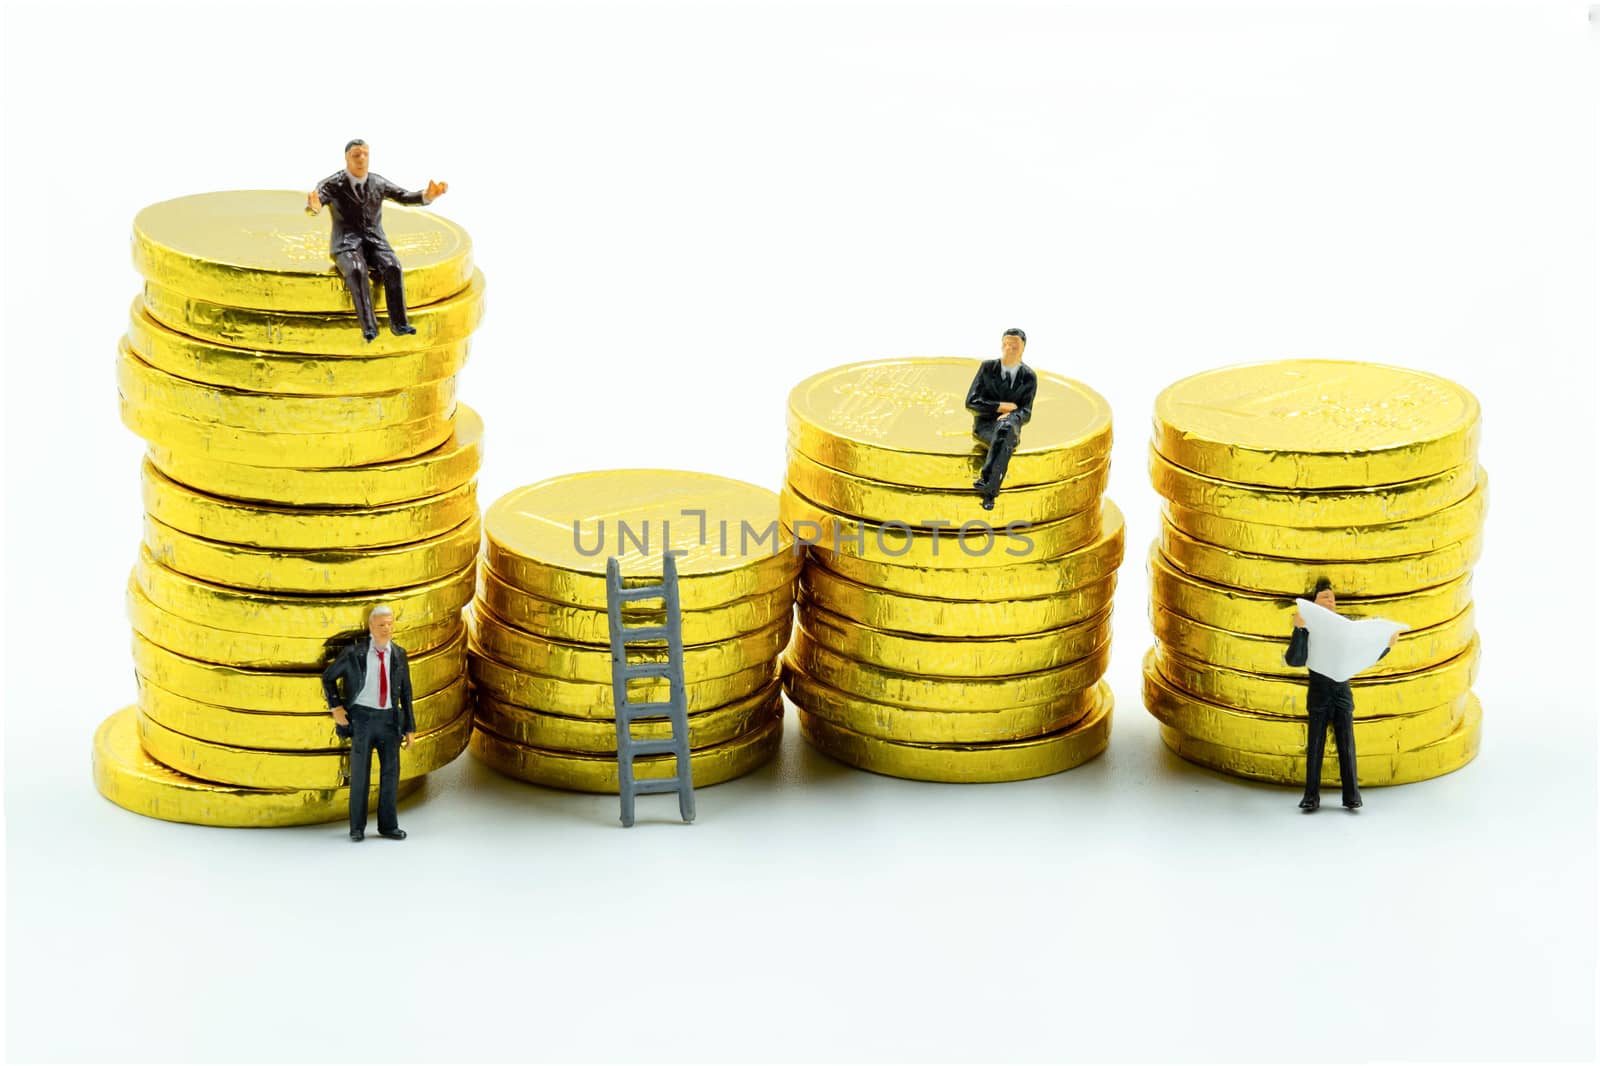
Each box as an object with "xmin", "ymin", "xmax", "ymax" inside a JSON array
[{"xmin": 605, "ymin": 552, "xmax": 695, "ymax": 827}]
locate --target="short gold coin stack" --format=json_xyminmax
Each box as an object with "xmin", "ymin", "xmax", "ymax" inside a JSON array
[
  {"xmin": 468, "ymin": 471, "xmax": 797, "ymax": 792},
  {"xmin": 1143, "ymin": 359, "xmax": 1486, "ymax": 787},
  {"xmin": 781, "ymin": 358, "xmax": 1122, "ymax": 782},
  {"xmin": 94, "ymin": 191, "xmax": 483, "ymax": 827}
]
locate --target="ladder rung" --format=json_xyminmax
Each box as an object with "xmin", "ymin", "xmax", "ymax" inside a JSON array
[
  {"xmin": 616, "ymin": 626, "xmax": 671, "ymax": 643},
  {"xmin": 621, "ymin": 663, "xmax": 675, "ymax": 680},
  {"xmin": 617, "ymin": 701, "xmax": 676, "ymax": 721},
  {"xmin": 623, "ymin": 738, "xmax": 682, "ymax": 758},
  {"xmin": 614, "ymin": 585, "xmax": 667, "ymax": 601},
  {"xmin": 631, "ymin": 777, "xmax": 687, "ymax": 795}
]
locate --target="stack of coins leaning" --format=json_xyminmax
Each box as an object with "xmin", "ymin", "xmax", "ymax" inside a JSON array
[
  {"xmin": 94, "ymin": 191, "xmax": 484, "ymax": 826},
  {"xmin": 1143, "ymin": 360, "xmax": 1486, "ymax": 787},
  {"xmin": 468, "ymin": 471, "xmax": 798, "ymax": 791},
  {"xmin": 780, "ymin": 359, "xmax": 1122, "ymax": 781}
]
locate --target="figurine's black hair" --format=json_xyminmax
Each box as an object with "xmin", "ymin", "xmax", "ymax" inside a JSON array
[
  {"xmin": 1002, "ymin": 328, "xmax": 1027, "ymax": 345},
  {"xmin": 1311, "ymin": 577, "xmax": 1335, "ymax": 597},
  {"xmin": 345, "ymin": 139, "xmax": 368, "ymax": 154}
]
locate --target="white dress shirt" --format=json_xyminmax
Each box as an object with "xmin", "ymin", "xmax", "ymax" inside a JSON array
[{"xmin": 354, "ymin": 641, "xmax": 392, "ymax": 709}]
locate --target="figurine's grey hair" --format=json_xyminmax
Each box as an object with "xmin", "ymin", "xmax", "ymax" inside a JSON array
[
  {"xmin": 1002, "ymin": 327, "xmax": 1027, "ymax": 346},
  {"xmin": 345, "ymin": 138, "xmax": 367, "ymax": 154},
  {"xmin": 368, "ymin": 604, "xmax": 394, "ymax": 622}
]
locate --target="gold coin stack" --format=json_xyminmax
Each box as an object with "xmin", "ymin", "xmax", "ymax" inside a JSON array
[
  {"xmin": 1142, "ymin": 359, "xmax": 1486, "ymax": 788},
  {"xmin": 94, "ymin": 191, "xmax": 484, "ymax": 827},
  {"xmin": 780, "ymin": 358, "xmax": 1122, "ymax": 782},
  {"xmin": 467, "ymin": 471, "xmax": 797, "ymax": 792}
]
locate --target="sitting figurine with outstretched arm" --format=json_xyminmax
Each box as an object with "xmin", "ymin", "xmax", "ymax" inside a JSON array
[{"xmin": 965, "ymin": 327, "xmax": 1038, "ymax": 511}]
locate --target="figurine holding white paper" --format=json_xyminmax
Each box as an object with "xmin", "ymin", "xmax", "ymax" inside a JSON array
[{"xmin": 1292, "ymin": 598, "xmax": 1408, "ymax": 682}]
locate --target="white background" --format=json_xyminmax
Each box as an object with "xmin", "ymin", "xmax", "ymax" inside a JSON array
[{"xmin": 4, "ymin": 1, "xmax": 1596, "ymax": 1062}]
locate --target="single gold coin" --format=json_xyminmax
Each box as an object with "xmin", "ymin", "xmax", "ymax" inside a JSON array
[
  {"xmin": 785, "ymin": 628, "xmax": 1110, "ymax": 711},
  {"xmin": 471, "ymin": 605, "xmax": 789, "ymax": 686},
  {"xmin": 144, "ymin": 514, "xmax": 481, "ymax": 594},
  {"xmin": 468, "ymin": 645, "xmax": 776, "ymax": 717},
  {"xmin": 781, "ymin": 660, "xmax": 1096, "ymax": 744},
  {"xmin": 1142, "ymin": 658, "xmax": 1468, "ymax": 756},
  {"xmin": 1158, "ymin": 519, "xmax": 1483, "ymax": 597},
  {"xmin": 469, "ymin": 709, "xmax": 783, "ymax": 793},
  {"xmin": 1150, "ymin": 638, "xmax": 1479, "ymax": 718},
  {"xmin": 127, "ymin": 577, "xmax": 464, "ymax": 671},
  {"xmin": 131, "ymin": 190, "xmax": 474, "ymax": 312},
  {"xmin": 132, "ymin": 627, "xmax": 465, "ymax": 712},
  {"xmin": 137, "ymin": 675, "xmax": 469, "ymax": 750},
  {"xmin": 787, "ymin": 358, "xmax": 1112, "ymax": 489},
  {"xmin": 785, "ymin": 448, "xmax": 1109, "ymax": 529},
  {"xmin": 118, "ymin": 342, "xmax": 455, "ymax": 433},
  {"xmin": 1152, "ymin": 360, "xmax": 1481, "ymax": 489},
  {"xmin": 473, "ymin": 680, "xmax": 781, "ymax": 754},
  {"xmin": 1151, "ymin": 602, "xmax": 1476, "ymax": 678},
  {"xmin": 93, "ymin": 707, "xmax": 423, "ymax": 828},
  {"xmin": 1146, "ymin": 544, "xmax": 1473, "ymax": 637},
  {"xmin": 797, "ymin": 681, "xmax": 1113, "ymax": 783},
  {"xmin": 1162, "ymin": 475, "xmax": 1488, "ymax": 560},
  {"xmin": 137, "ymin": 705, "xmax": 472, "ymax": 790},
  {"xmin": 133, "ymin": 548, "xmax": 474, "ymax": 637},
  {"xmin": 800, "ymin": 600, "xmax": 1112, "ymax": 677},
  {"xmin": 802, "ymin": 565, "xmax": 1115, "ymax": 639},
  {"xmin": 812, "ymin": 500, "xmax": 1126, "ymax": 600},
  {"xmin": 476, "ymin": 568, "xmax": 794, "ymax": 648},
  {"xmin": 141, "ymin": 269, "xmax": 487, "ymax": 356},
  {"xmin": 782, "ymin": 487, "xmax": 1100, "ymax": 568},
  {"xmin": 146, "ymin": 405, "xmax": 482, "ymax": 509},
  {"xmin": 1158, "ymin": 695, "xmax": 1483, "ymax": 787},
  {"xmin": 142, "ymin": 459, "xmax": 477, "ymax": 550},
  {"xmin": 127, "ymin": 301, "xmax": 470, "ymax": 396}
]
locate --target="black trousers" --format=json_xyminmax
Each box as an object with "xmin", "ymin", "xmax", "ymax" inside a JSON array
[
  {"xmin": 348, "ymin": 704, "xmax": 402, "ymax": 833},
  {"xmin": 334, "ymin": 240, "xmax": 410, "ymax": 335},
  {"xmin": 974, "ymin": 416, "xmax": 1023, "ymax": 495},
  {"xmin": 1304, "ymin": 684, "xmax": 1360, "ymax": 805}
]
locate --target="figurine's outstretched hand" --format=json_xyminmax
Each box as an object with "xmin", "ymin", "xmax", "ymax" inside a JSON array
[
  {"xmin": 305, "ymin": 190, "xmax": 322, "ymax": 214},
  {"xmin": 424, "ymin": 179, "xmax": 448, "ymax": 203}
]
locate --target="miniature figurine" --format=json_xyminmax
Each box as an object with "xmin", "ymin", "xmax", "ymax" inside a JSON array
[
  {"xmin": 321, "ymin": 605, "xmax": 416, "ymax": 841},
  {"xmin": 1285, "ymin": 579, "xmax": 1401, "ymax": 812},
  {"xmin": 965, "ymin": 328, "xmax": 1038, "ymax": 510},
  {"xmin": 306, "ymin": 139, "xmax": 448, "ymax": 342}
]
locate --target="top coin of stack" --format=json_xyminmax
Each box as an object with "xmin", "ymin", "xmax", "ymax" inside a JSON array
[
  {"xmin": 781, "ymin": 358, "xmax": 1123, "ymax": 782},
  {"xmin": 95, "ymin": 190, "xmax": 485, "ymax": 827},
  {"xmin": 1142, "ymin": 359, "xmax": 1486, "ymax": 787}
]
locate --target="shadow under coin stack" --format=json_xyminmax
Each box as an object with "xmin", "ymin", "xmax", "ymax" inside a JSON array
[
  {"xmin": 94, "ymin": 191, "xmax": 484, "ymax": 827},
  {"xmin": 1142, "ymin": 359, "xmax": 1486, "ymax": 788},
  {"xmin": 780, "ymin": 359, "xmax": 1122, "ymax": 782},
  {"xmin": 467, "ymin": 471, "xmax": 798, "ymax": 792}
]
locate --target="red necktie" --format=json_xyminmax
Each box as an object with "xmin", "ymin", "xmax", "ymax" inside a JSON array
[{"xmin": 377, "ymin": 649, "xmax": 388, "ymax": 708}]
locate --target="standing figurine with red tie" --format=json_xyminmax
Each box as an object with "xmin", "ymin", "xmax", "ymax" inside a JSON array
[
  {"xmin": 321, "ymin": 606, "xmax": 417, "ymax": 841},
  {"xmin": 965, "ymin": 328, "xmax": 1038, "ymax": 510}
]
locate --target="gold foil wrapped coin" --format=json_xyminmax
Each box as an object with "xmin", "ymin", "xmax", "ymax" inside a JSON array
[
  {"xmin": 93, "ymin": 707, "xmax": 423, "ymax": 827},
  {"xmin": 1151, "ymin": 360, "xmax": 1481, "ymax": 489},
  {"xmin": 1158, "ymin": 695, "xmax": 1483, "ymax": 786},
  {"xmin": 1150, "ymin": 448, "xmax": 1480, "ymax": 528},
  {"xmin": 146, "ymin": 405, "xmax": 482, "ymax": 508},
  {"xmin": 482, "ymin": 470, "xmax": 799, "ymax": 610},
  {"xmin": 469, "ymin": 710, "xmax": 782, "ymax": 793},
  {"xmin": 473, "ymin": 681, "xmax": 781, "ymax": 754},
  {"xmin": 468, "ymin": 647, "xmax": 776, "ymax": 718},
  {"xmin": 813, "ymin": 501, "xmax": 1125, "ymax": 600},
  {"xmin": 141, "ymin": 269, "xmax": 487, "ymax": 356},
  {"xmin": 1150, "ymin": 638, "xmax": 1479, "ymax": 718},
  {"xmin": 477, "ymin": 569, "xmax": 794, "ymax": 648},
  {"xmin": 788, "ymin": 359, "xmax": 1112, "ymax": 488},
  {"xmin": 137, "ymin": 705, "xmax": 472, "ymax": 790},
  {"xmin": 1159, "ymin": 520, "xmax": 1483, "ymax": 597},
  {"xmin": 1147, "ymin": 545, "xmax": 1473, "ymax": 637},
  {"xmin": 130, "ymin": 190, "xmax": 474, "ymax": 312},
  {"xmin": 142, "ymin": 461, "xmax": 477, "ymax": 550},
  {"xmin": 786, "ymin": 448, "xmax": 1109, "ymax": 528},
  {"xmin": 144, "ymin": 514, "xmax": 481, "ymax": 594},
  {"xmin": 796, "ymin": 681, "xmax": 1113, "ymax": 782},
  {"xmin": 802, "ymin": 565, "xmax": 1115, "ymax": 639}
]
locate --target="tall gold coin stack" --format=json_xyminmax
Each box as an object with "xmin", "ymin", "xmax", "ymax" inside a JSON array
[
  {"xmin": 467, "ymin": 471, "xmax": 798, "ymax": 792},
  {"xmin": 780, "ymin": 359, "xmax": 1122, "ymax": 782},
  {"xmin": 94, "ymin": 191, "xmax": 484, "ymax": 827},
  {"xmin": 1142, "ymin": 359, "xmax": 1486, "ymax": 788}
]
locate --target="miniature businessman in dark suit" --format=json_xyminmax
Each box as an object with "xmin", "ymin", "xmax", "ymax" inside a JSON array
[
  {"xmin": 1285, "ymin": 579, "xmax": 1400, "ymax": 813},
  {"xmin": 305, "ymin": 139, "xmax": 448, "ymax": 342},
  {"xmin": 322, "ymin": 605, "xmax": 416, "ymax": 841},
  {"xmin": 965, "ymin": 328, "xmax": 1038, "ymax": 510}
]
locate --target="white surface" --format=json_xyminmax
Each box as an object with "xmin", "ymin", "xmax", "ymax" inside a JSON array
[
  {"xmin": 1295, "ymin": 599, "xmax": 1408, "ymax": 683},
  {"xmin": 4, "ymin": 1, "xmax": 1596, "ymax": 1062}
]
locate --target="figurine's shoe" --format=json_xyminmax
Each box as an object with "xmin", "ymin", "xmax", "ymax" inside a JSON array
[
  {"xmin": 390, "ymin": 323, "xmax": 418, "ymax": 336},
  {"xmin": 980, "ymin": 496, "xmax": 996, "ymax": 511},
  {"xmin": 1298, "ymin": 796, "xmax": 1320, "ymax": 812},
  {"xmin": 378, "ymin": 828, "xmax": 407, "ymax": 840},
  {"xmin": 1342, "ymin": 797, "xmax": 1363, "ymax": 809},
  {"xmin": 361, "ymin": 328, "xmax": 378, "ymax": 343},
  {"xmin": 350, "ymin": 829, "xmax": 365, "ymax": 841}
]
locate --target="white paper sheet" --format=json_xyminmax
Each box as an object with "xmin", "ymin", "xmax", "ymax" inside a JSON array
[{"xmin": 1293, "ymin": 598, "xmax": 1409, "ymax": 682}]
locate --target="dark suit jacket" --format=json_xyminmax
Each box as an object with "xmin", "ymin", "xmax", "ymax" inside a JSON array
[
  {"xmin": 965, "ymin": 360, "xmax": 1037, "ymax": 430},
  {"xmin": 1285, "ymin": 626, "xmax": 1389, "ymax": 710},
  {"xmin": 321, "ymin": 637, "xmax": 416, "ymax": 734},
  {"xmin": 313, "ymin": 171, "xmax": 428, "ymax": 257}
]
